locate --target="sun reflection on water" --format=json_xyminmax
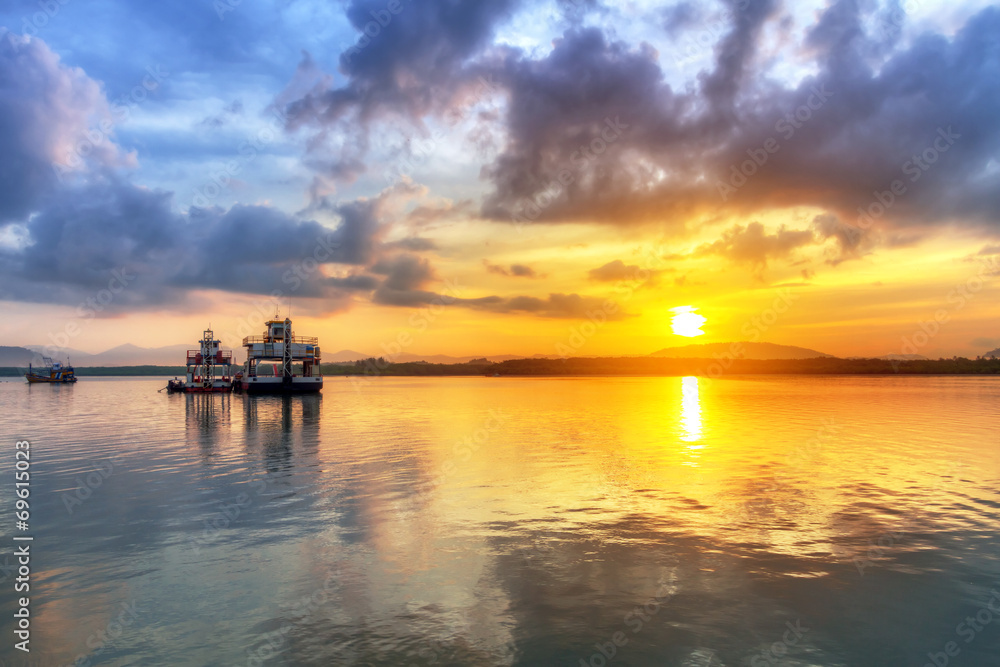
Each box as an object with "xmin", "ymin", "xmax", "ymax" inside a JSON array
[{"xmin": 679, "ymin": 375, "xmax": 702, "ymax": 444}]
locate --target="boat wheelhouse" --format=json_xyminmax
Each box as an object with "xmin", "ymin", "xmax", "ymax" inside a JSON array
[
  {"xmin": 166, "ymin": 328, "xmax": 235, "ymax": 393},
  {"xmin": 238, "ymin": 318, "xmax": 323, "ymax": 394}
]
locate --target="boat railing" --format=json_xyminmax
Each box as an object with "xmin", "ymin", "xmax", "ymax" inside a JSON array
[
  {"xmin": 186, "ymin": 350, "xmax": 234, "ymax": 365},
  {"xmin": 242, "ymin": 335, "xmax": 320, "ymax": 346}
]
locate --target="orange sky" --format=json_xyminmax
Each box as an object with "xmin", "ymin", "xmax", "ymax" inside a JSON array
[
  {"xmin": 2, "ymin": 1, "xmax": 999, "ymax": 360},
  {"xmin": 4, "ymin": 209, "xmax": 997, "ymax": 360}
]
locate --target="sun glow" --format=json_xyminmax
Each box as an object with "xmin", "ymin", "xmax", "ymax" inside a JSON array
[{"xmin": 670, "ymin": 306, "xmax": 707, "ymax": 337}]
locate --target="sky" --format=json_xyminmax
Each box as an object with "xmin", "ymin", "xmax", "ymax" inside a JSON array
[{"xmin": 0, "ymin": 0, "xmax": 998, "ymax": 360}]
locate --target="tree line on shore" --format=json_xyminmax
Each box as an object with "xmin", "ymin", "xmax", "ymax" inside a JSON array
[
  {"xmin": 2, "ymin": 356, "xmax": 998, "ymax": 378},
  {"xmin": 329, "ymin": 355, "xmax": 1000, "ymax": 376}
]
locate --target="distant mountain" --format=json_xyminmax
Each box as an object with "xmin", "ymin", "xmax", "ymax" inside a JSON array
[
  {"xmin": 325, "ymin": 349, "xmax": 375, "ymax": 363},
  {"xmin": 26, "ymin": 343, "xmax": 226, "ymax": 367},
  {"xmin": 877, "ymin": 354, "xmax": 928, "ymax": 361},
  {"xmin": 86, "ymin": 343, "xmax": 193, "ymax": 366},
  {"xmin": 985, "ymin": 348, "xmax": 1000, "ymax": 359},
  {"xmin": 649, "ymin": 341, "xmax": 834, "ymax": 360},
  {"xmin": 0, "ymin": 346, "xmax": 37, "ymax": 367},
  {"xmin": 24, "ymin": 345, "xmax": 92, "ymax": 363}
]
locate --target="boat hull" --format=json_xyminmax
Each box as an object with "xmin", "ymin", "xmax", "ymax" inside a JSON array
[
  {"xmin": 25, "ymin": 374, "xmax": 77, "ymax": 383},
  {"xmin": 167, "ymin": 386, "xmax": 232, "ymax": 394},
  {"xmin": 166, "ymin": 380, "xmax": 232, "ymax": 394}
]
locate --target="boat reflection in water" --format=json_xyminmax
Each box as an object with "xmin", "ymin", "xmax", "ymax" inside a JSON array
[
  {"xmin": 179, "ymin": 391, "xmax": 321, "ymax": 470},
  {"xmin": 185, "ymin": 393, "xmax": 233, "ymax": 456},
  {"xmin": 242, "ymin": 393, "xmax": 322, "ymax": 472}
]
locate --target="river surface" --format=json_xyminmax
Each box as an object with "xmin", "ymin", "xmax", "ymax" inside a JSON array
[{"xmin": 0, "ymin": 375, "xmax": 998, "ymax": 666}]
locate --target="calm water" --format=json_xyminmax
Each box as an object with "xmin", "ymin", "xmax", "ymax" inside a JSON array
[{"xmin": 1, "ymin": 375, "xmax": 999, "ymax": 666}]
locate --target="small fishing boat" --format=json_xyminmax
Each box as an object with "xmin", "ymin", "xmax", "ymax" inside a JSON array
[
  {"xmin": 165, "ymin": 328, "xmax": 235, "ymax": 393},
  {"xmin": 25, "ymin": 357, "xmax": 77, "ymax": 384}
]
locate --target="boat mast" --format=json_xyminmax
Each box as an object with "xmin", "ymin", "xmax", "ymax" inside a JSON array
[
  {"xmin": 282, "ymin": 318, "xmax": 293, "ymax": 386},
  {"xmin": 202, "ymin": 328, "xmax": 215, "ymax": 388}
]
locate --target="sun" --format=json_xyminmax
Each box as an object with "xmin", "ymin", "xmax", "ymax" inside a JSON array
[{"xmin": 670, "ymin": 306, "xmax": 707, "ymax": 337}]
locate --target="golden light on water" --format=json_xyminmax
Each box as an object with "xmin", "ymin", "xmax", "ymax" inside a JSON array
[
  {"xmin": 670, "ymin": 306, "xmax": 707, "ymax": 337},
  {"xmin": 679, "ymin": 375, "xmax": 702, "ymax": 444}
]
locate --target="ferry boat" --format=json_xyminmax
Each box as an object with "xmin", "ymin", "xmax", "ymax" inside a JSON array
[
  {"xmin": 237, "ymin": 318, "xmax": 323, "ymax": 394},
  {"xmin": 25, "ymin": 357, "xmax": 77, "ymax": 383},
  {"xmin": 166, "ymin": 328, "xmax": 236, "ymax": 393}
]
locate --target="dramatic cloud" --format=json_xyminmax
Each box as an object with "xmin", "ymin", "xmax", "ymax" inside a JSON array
[
  {"xmin": 481, "ymin": 27, "xmax": 686, "ymax": 224},
  {"xmin": 0, "ymin": 181, "xmax": 382, "ymax": 311},
  {"xmin": 0, "ymin": 32, "xmax": 134, "ymax": 224},
  {"xmin": 271, "ymin": 1, "xmax": 1000, "ymax": 239},
  {"xmin": 479, "ymin": 5, "xmax": 998, "ymax": 231},
  {"xmin": 278, "ymin": 0, "xmax": 520, "ymax": 182}
]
